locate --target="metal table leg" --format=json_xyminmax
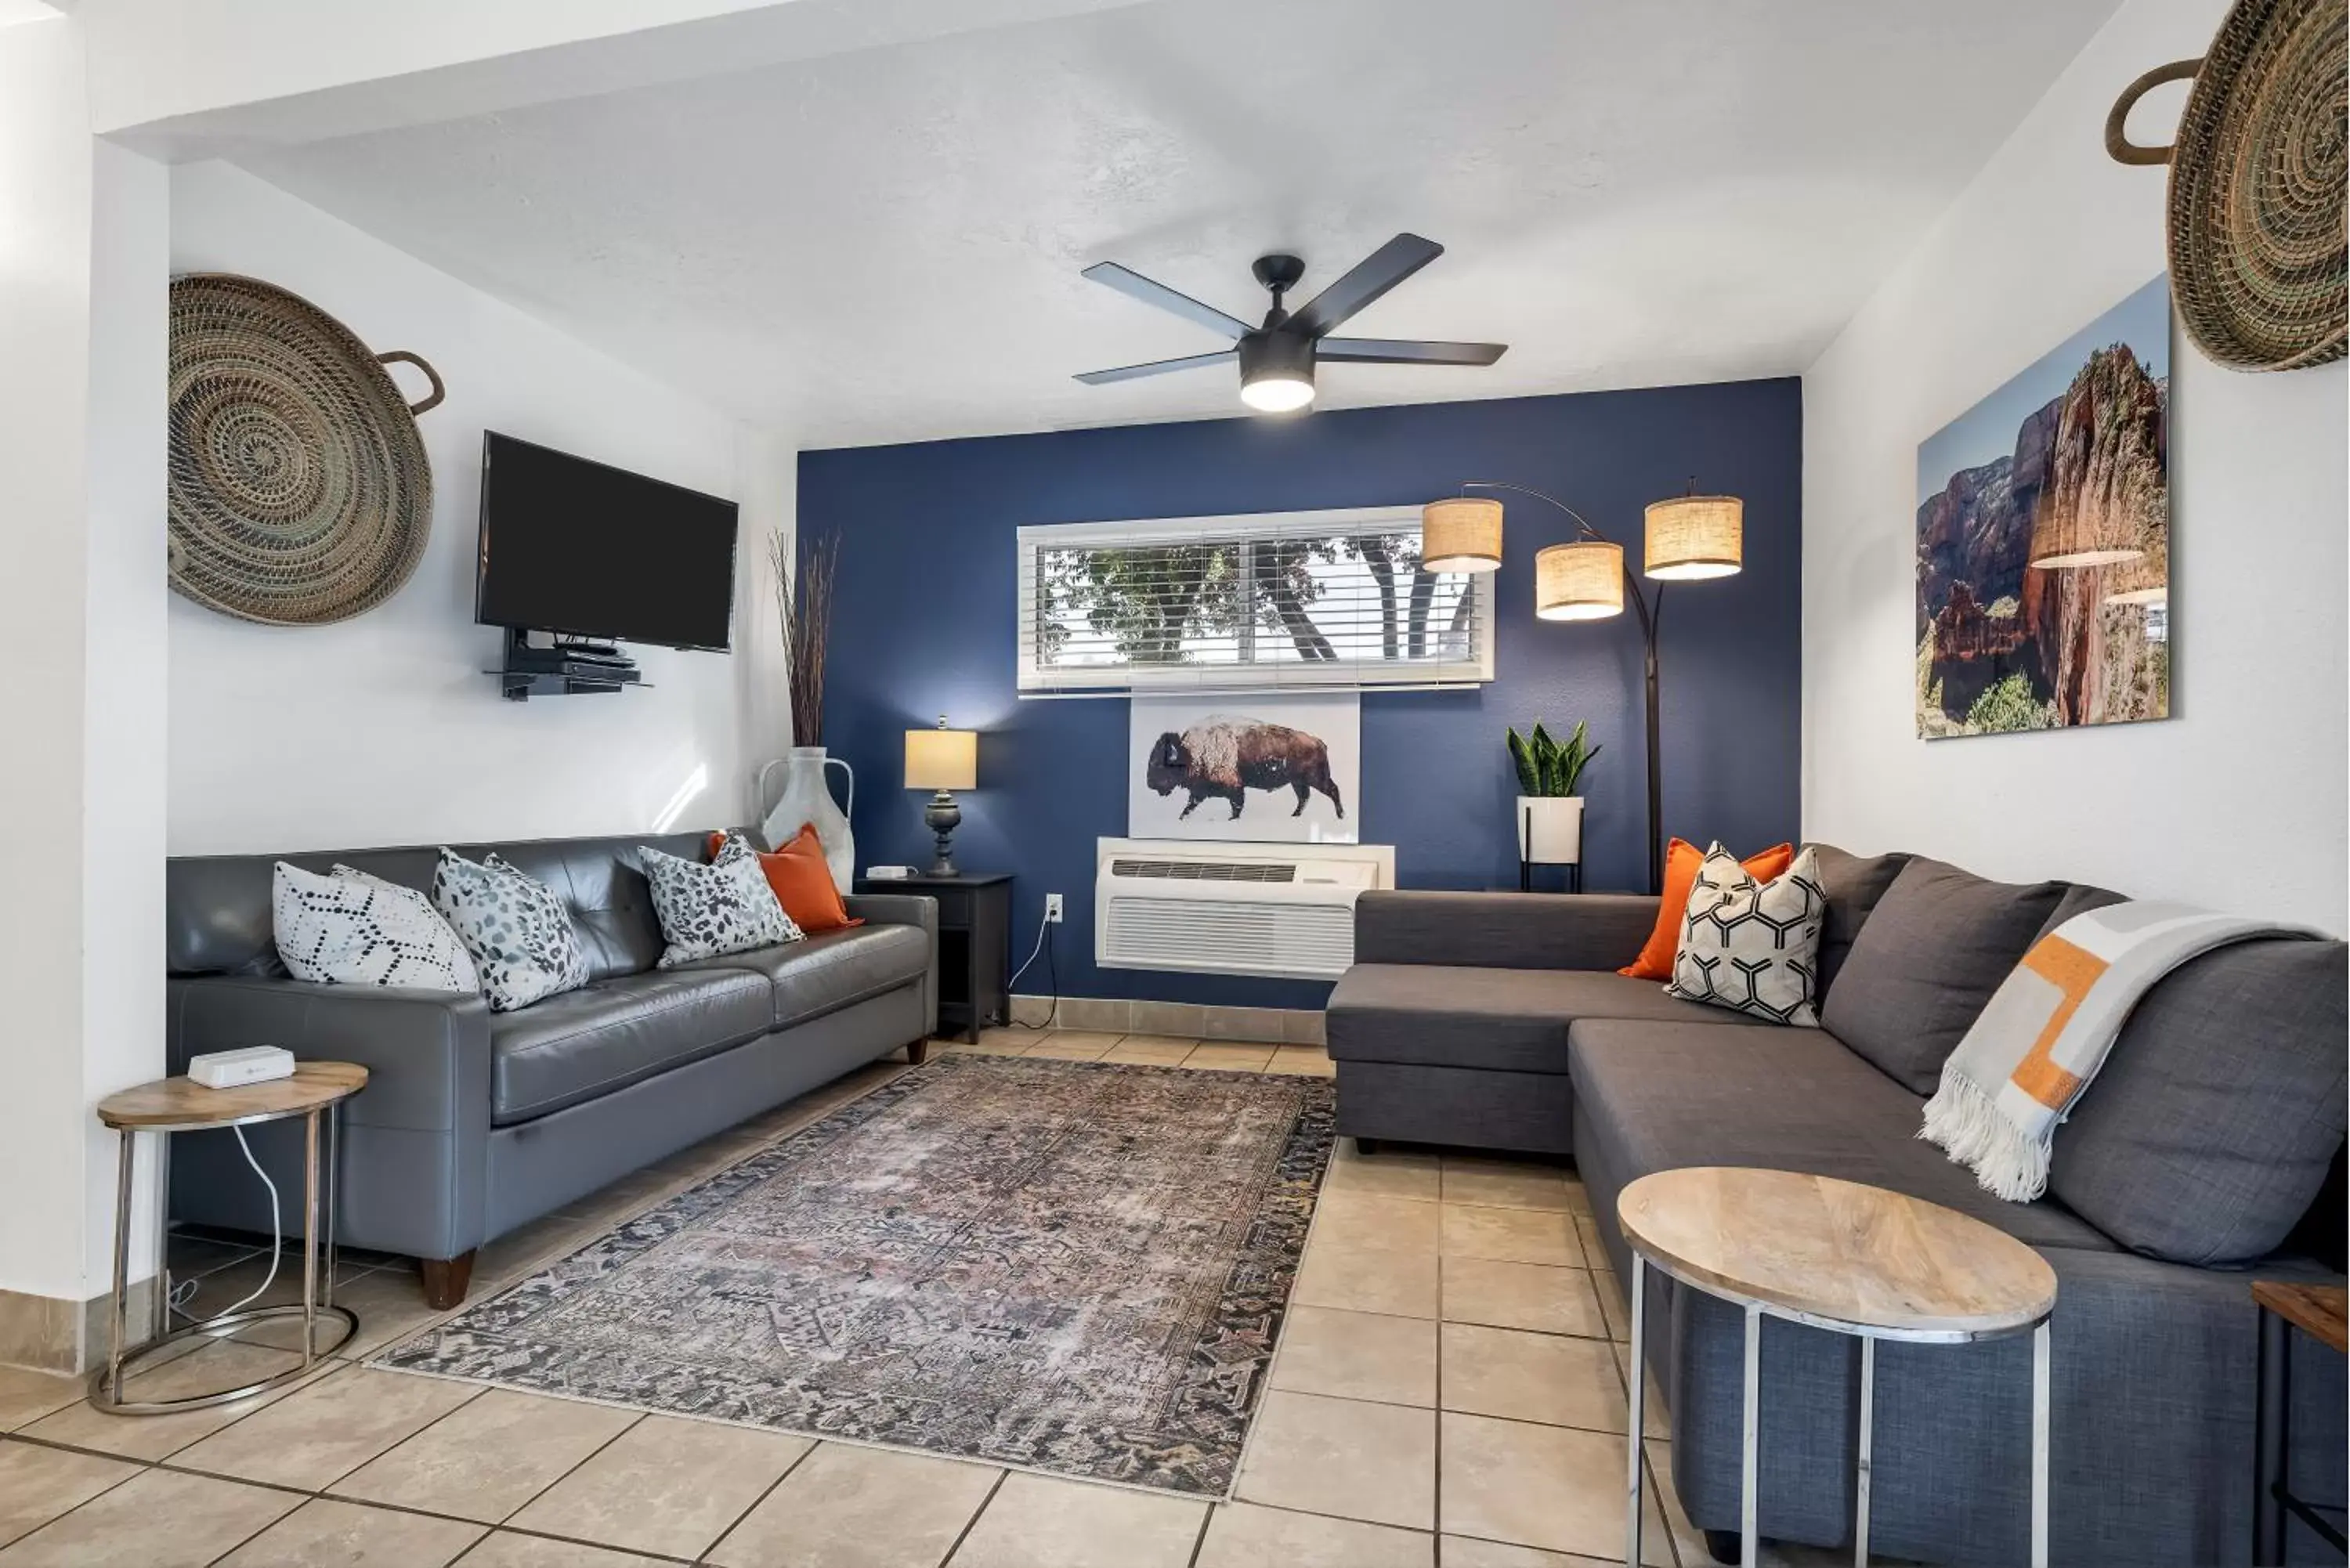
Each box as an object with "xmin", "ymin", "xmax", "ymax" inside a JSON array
[
  {"xmin": 324, "ymin": 1104, "xmax": 340, "ymax": 1313},
  {"xmin": 2256, "ymin": 1304, "xmax": 2286, "ymax": 1565},
  {"xmin": 1855, "ymin": 1335, "xmax": 1874, "ymax": 1567},
  {"xmin": 1626, "ymin": 1252, "xmax": 1646, "ymax": 1568},
  {"xmin": 2031, "ymin": 1320, "xmax": 2051, "ymax": 1568},
  {"xmin": 301, "ymin": 1109, "xmax": 320, "ymax": 1368},
  {"xmin": 1742, "ymin": 1303, "xmax": 1761, "ymax": 1568},
  {"xmin": 107, "ymin": 1129, "xmax": 135, "ymax": 1406}
]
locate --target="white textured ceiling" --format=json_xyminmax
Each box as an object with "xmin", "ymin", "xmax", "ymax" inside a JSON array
[{"xmin": 236, "ymin": 0, "xmax": 2120, "ymax": 447}]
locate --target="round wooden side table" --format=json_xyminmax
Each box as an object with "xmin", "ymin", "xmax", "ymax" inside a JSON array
[
  {"xmin": 90, "ymin": 1060, "xmax": 368, "ymax": 1414},
  {"xmin": 1616, "ymin": 1166, "xmax": 2059, "ymax": 1568}
]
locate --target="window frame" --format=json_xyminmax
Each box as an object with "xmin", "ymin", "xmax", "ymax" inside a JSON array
[{"xmin": 1014, "ymin": 505, "xmax": 1496, "ymax": 696}]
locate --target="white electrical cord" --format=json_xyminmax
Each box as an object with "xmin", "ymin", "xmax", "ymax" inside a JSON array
[
  {"xmin": 172, "ymin": 1126, "xmax": 282, "ymax": 1322},
  {"xmin": 1006, "ymin": 907, "xmax": 1059, "ymax": 1028}
]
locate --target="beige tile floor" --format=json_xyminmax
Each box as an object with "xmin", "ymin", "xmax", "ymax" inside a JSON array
[{"xmin": 0, "ymin": 1029, "xmax": 1816, "ymax": 1567}]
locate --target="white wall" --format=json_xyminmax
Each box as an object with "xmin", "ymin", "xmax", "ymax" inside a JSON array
[
  {"xmin": 169, "ymin": 161, "xmax": 769, "ymax": 854},
  {"xmin": 0, "ymin": 16, "xmax": 170, "ymax": 1311},
  {"xmin": 1802, "ymin": 0, "xmax": 2348, "ymax": 930}
]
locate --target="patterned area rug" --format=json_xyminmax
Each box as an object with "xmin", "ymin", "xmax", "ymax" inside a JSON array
[{"xmin": 374, "ymin": 1054, "xmax": 1335, "ymax": 1495}]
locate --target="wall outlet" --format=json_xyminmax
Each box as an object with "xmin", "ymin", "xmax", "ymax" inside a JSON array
[{"xmin": 1044, "ymin": 893, "xmax": 1065, "ymax": 924}]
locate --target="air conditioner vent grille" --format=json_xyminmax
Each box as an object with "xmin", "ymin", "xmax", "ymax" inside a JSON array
[
  {"xmin": 1103, "ymin": 897, "xmax": 1354, "ymax": 980},
  {"xmin": 1108, "ymin": 858, "xmax": 1296, "ymax": 883}
]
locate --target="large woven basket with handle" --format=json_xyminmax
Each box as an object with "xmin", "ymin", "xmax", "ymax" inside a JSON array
[
  {"xmin": 168, "ymin": 273, "xmax": 446, "ymax": 626},
  {"xmin": 2106, "ymin": 0, "xmax": 2346, "ymax": 370}
]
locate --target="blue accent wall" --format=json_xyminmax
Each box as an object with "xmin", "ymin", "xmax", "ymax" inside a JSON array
[{"xmin": 808, "ymin": 378, "xmax": 1802, "ymax": 1009}]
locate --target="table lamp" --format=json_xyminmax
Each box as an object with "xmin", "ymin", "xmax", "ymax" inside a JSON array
[{"xmin": 904, "ymin": 717, "xmax": 978, "ymax": 876}]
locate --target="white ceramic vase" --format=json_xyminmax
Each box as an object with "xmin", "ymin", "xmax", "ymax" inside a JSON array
[
  {"xmin": 1515, "ymin": 795, "xmax": 1585, "ymax": 865},
  {"xmin": 761, "ymin": 746, "xmax": 856, "ymax": 892}
]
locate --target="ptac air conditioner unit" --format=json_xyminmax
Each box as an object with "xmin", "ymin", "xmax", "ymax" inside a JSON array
[{"xmin": 1094, "ymin": 837, "xmax": 1395, "ymax": 981}]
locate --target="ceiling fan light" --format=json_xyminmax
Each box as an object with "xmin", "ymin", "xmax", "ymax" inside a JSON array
[
  {"xmin": 1237, "ymin": 331, "xmax": 1315, "ymax": 414},
  {"xmin": 1419, "ymin": 497, "xmax": 1503, "ymax": 573},
  {"xmin": 1643, "ymin": 494, "xmax": 1744, "ymax": 581},
  {"xmin": 1240, "ymin": 373, "xmax": 1315, "ymax": 412},
  {"xmin": 1535, "ymin": 540, "xmax": 1625, "ymax": 621}
]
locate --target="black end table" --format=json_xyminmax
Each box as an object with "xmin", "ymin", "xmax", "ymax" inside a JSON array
[{"xmin": 855, "ymin": 873, "xmax": 1012, "ymax": 1044}]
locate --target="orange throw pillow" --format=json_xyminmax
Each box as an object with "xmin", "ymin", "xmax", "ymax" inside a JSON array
[
  {"xmin": 707, "ymin": 827, "xmax": 862, "ymax": 934},
  {"xmin": 1619, "ymin": 837, "xmax": 1794, "ymax": 980}
]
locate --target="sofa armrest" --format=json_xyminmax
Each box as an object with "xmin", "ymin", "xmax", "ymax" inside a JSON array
[
  {"xmin": 1352, "ymin": 891, "xmax": 1658, "ymax": 971},
  {"xmin": 168, "ymin": 976, "xmax": 492, "ymax": 1132},
  {"xmin": 842, "ymin": 892, "xmax": 937, "ymax": 938},
  {"xmin": 841, "ymin": 893, "xmax": 939, "ymax": 1038},
  {"xmin": 164, "ymin": 976, "xmax": 494, "ymax": 1260}
]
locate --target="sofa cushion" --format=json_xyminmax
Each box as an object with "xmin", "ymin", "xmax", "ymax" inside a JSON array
[
  {"xmin": 676, "ymin": 923, "xmax": 930, "ymax": 1028},
  {"xmin": 2050, "ymin": 936, "xmax": 2349, "ymax": 1265},
  {"xmin": 1804, "ymin": 844, "xmax": 1911, "ymax": 1003},
  {"xmin": 1328, "ymin": 964, "xmax": 1744, "ymax": 1075},
  {"xmin": 488, "ymin": 966, "xmax": 773, "ymax": 1125},
  {"xmin": 1568, "ymin": 1018, "xmax": 2117, "ymax": 1252},
  {"xmin": 1819, "ymin": 856, "xmax": 2066, "ymax": 1093}
]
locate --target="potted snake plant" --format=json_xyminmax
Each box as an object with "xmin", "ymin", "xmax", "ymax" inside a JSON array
[{"xmin": 1508, "ymin": 720, "xmax": 1600, "ymax": 867}]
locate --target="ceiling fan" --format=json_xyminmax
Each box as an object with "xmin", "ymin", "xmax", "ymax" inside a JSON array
[{"xmin": 1075, "ymin": 233, "xmax": 1507, "ymax": 413}]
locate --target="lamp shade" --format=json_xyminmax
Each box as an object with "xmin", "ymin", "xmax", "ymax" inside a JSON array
[
  {"xmin": 904, "ymin": 727, "xmax": 977, "ymax": 791},
  {"xmin": 1643, "ymin": 494, "xmax": 1744, "ymax": 580},
  {"xmin": 2026, "ymin": 500, "xmax": 2148, "ymax": 570},
  {"xmin": 1535, "ymin": 540, "xmax": 1625, "ymax": 621},
  {"xmin": 1420, "ymin": 497, "xmax": 1504, "ymax": 573}
]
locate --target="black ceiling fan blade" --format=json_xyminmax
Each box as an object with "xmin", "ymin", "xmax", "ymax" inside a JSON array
[
  {"xmin": 1081, "ymin": 262, "xmax": 1253, "ymax": 339},
  {"xmin": 1073, "ymin": 349, "xmax": 1239, "ymax": 385},
  {"xmin": 1317, "ymin": 337, "xmax": 1508, "ymax": 365},
  {"xmin": 1285, "ymin": 233, "xmax": 1445, "ymax": 338}
]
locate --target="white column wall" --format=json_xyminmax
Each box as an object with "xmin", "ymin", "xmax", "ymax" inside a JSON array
[{"xmin": 0, "ymin": 16, "xmax": 170, "ymax": 1313}]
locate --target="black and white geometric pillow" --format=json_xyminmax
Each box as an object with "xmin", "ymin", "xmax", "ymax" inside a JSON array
[
  {"xmin": 431, "ymin": 850, "xmax": 591, "ymax": 1013},
  {"xmin": 1667, "ymin": 842, "xmax": 1827, "ymax": 1026},
  {"xmin": 271, "ymin": 862, "xmax": 480, "ymax": 994},
  {"xmin": 639, "ymin": 833, "xmax": 802, "ymax": 968}
]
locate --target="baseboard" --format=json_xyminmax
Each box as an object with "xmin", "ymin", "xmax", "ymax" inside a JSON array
[
  {"xmin": 0, "ymin": 1277, "xmax": 159, "ymax": 1375},
  {"xmin": 1007, "ymin": 995, "xmax": 1324, "ymax": 1045}
]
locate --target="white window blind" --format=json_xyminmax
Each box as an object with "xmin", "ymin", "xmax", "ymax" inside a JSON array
[{"xmin": 1016, "ymin": 507, "xmax": 1494, "ymax": 695}]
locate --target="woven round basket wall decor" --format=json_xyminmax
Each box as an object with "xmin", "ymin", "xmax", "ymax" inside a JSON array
[
  {"xmin": 2105, "ymin": 0, "xmax": 2347, "ymax": 370},
  {"xmin": 168, "ymin": 273, "xmax": 446, "ymax": 626}
]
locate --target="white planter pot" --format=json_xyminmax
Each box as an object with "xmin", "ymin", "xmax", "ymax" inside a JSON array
[
  {"xmin": 1516, "ymin": 795, "xmax": 1584, "ymax": 865},
  {"xmin": 760, "ymin": 746, "xmax": 856, "ymax": 892}
]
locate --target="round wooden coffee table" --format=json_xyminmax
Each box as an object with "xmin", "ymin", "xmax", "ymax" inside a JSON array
[
  {"xmin": 91, "ymin": 1061, "xmax": 368, "ymax": 1414},
  {"xmin": 1616, "ymin": 1166, "xmax": 2058, "ymax": 1568}
]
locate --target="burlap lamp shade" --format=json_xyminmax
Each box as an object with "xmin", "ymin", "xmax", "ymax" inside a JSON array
[
  {"xmin": 1420, "ymin": 497, "xmax": 1505, "ymax": 573},
  {"xmin": 1643, "ymin": 494, "xmax": 1744, "ymax": 580},
  {"xmin": 1535, "ymin": 540, "xmax": 1625, "ymax": 620}
]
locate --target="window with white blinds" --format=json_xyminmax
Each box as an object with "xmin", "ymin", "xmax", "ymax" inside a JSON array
[{"xmin": 1016, "ymin": 506, "xmax": 1495, "ymax": 695}]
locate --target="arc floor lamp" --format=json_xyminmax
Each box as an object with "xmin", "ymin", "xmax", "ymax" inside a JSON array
[{"xmin": 1423, "ymin": 482, "xmax": 1744, "ymax": 895}]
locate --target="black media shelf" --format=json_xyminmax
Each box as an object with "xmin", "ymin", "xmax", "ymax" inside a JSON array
[{"xmin": 487, "ymin": 627, "xmax": 648, "ymax": 702}]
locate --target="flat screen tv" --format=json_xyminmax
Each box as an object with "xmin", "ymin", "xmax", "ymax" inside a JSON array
[{"xmin": 475, "ymin": 432, "xmax": 739, "ymax": 651}]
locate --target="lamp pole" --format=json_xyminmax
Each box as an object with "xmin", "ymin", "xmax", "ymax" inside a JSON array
[{"xmin": 1460, "ymin": 480, "xmax": 1667, "ymax": 897}]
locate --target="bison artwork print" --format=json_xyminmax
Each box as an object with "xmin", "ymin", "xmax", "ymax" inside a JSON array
[{"xmin": 1146, "ymin": 716, "xmax": 1346, "ymax": 822}]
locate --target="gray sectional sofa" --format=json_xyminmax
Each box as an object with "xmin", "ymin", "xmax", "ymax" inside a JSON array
[
  {"xmin": 1327, "ymin": 847, "xmax": 2348, "ymax": 1566},
  {"xmin": 164, "ymin": 829, "xmax": 936, "ymax": 1307}
]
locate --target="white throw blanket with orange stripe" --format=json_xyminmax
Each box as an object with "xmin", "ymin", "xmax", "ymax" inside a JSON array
[{"xmin": 1921, "ymin": 901, "xmax": 2319, "ymax": 1202}]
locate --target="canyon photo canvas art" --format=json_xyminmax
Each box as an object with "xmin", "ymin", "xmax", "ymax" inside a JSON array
[{"xmin": 1916, "ymin": 275, "xmax": 2170, "ymax": 739}]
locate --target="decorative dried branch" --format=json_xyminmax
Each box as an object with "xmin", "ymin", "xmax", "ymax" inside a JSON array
[{"xmin": 772, "ymin": 529, "xmax": 838, "ymax": 749}]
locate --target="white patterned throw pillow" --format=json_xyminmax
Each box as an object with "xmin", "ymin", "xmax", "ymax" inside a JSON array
[
  {"xmin": 272, "ymin": 862, "xmax": 480, "ymax": 994},
  {"xmin": 1667, "ymin": 842, "xmax": 1827, "ymax": 1025},
  {"xmin": 431, "ymin": 850, "xmax": 591, "ymax": 1013},
  {"xmin": 639, "ymin": 833, "xmax": 802, "ymax": 968}
]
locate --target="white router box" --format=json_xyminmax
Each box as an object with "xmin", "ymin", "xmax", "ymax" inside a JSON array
[{"xmin": 189, "ymin": 1046, "xmax": 296, "ymax": 1089}]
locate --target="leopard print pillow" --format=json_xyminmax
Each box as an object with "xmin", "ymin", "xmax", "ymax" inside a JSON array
[
  {"xmin": 639, "ymin": 833, "xmax": 802, "ymax": 967},
  {"xmin": 431, "ymin": 850, "xmax": 591, "ymax": 1013}
]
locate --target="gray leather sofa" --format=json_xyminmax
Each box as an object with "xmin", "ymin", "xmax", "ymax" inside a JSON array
[
  {"xmin": 164, "ymin": 829, "xmax": 936, "ymax": 1308},
  {"xmin": 1328, "ymin": 847, "xmax": 2348, "ymax": 1566}
]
